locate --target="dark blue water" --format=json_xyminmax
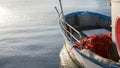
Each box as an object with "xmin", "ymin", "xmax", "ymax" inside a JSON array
[{"xmin": 0, "ymin": 0, "xmax": 110, "ymax": 68}]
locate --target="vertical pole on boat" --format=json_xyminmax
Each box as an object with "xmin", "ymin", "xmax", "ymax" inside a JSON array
[{"xmin": 59, "ymin": 0, "xmax": 64, "ymax": 16}]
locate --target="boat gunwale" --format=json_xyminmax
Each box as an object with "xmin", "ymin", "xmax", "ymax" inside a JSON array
[{"xmin": 64, "ymin": 11, "xmax": 111, "ymax": 21}]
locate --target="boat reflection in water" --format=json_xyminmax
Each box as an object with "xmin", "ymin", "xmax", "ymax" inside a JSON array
[{"xmin": 59, "ymin": 45, "xmax": 80, "ymax": 68}]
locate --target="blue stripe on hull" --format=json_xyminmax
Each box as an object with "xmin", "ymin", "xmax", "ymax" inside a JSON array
[{"xmin": 64, "ymin": 11, "xmax": 111, "ymax": 21}]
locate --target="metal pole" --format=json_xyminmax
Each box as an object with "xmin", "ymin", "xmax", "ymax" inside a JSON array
[
  {"xmin": 59, "ymin": 0, "xmax": 64, "ymax": 16},
  {"xmin": 54, "ymin": 7, "xmax": 59, "ymax": 14}
]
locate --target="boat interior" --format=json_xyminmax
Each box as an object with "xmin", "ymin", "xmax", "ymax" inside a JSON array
[{"xmin": 65, "ymin": 14, "xmax": 111, "ymax": 40}]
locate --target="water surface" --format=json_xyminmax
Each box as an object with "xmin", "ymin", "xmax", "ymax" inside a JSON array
[{"xmin": 0, "ymin": 0, "xmax": 110, "ymax": 68}]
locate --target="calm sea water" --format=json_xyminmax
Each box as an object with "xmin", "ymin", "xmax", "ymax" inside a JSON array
[{"xmin": 0, "ymin": 0, "xmax": 110, "ymax": 68}]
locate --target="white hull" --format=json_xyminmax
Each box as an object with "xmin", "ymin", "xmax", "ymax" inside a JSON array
[{"xmin": 59, "ymin": 25, "xmax": 108, "ymax": 68}]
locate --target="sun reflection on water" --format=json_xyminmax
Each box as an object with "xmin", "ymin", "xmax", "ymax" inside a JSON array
[{"xmin": 0, "ymin": 6, "xmax": 11, "ymax": 24}]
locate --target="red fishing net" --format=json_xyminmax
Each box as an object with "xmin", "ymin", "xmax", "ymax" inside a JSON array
[{"xmin": 74, "ymin": 32, "xmax": 113, "ymax": 59}]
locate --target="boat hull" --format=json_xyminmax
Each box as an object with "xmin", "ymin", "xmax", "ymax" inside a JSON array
[
  {"xmin": 59, "ymin": 22, "xmax": 108, "ymax": 68},
  {"xmin": 59, "ymin": 11, "xmax": 120, "ymax": 68}
]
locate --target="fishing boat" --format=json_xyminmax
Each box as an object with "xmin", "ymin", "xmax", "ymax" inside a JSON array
[{"xmin": 55, "ymin": 0, "xmax": 120, "ymax": 68}]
